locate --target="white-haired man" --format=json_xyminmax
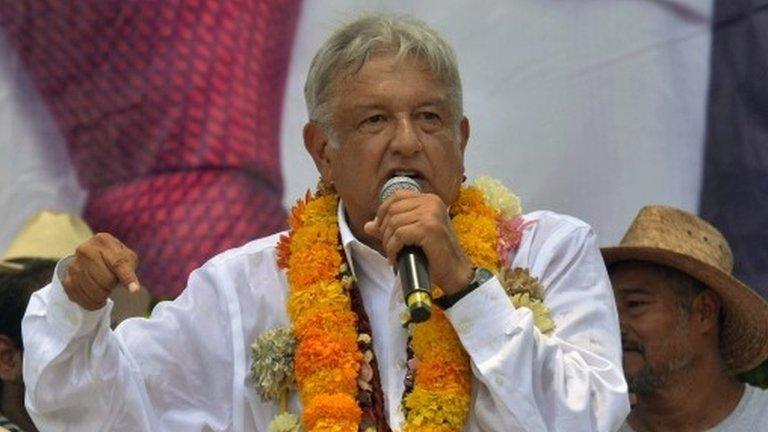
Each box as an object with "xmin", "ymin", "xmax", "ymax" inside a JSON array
[{"xmin": 22, "ymin": 14, "xmax": 629, "ymax": 431}]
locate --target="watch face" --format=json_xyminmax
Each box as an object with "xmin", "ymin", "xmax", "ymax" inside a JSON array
[{"xmin": 475, "ymin": 267, "xmax": 494, "ymax": 285}]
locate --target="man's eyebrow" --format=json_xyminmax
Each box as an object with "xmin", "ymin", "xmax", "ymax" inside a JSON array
[
  {"xmin": 348, "ymin": 102, "xmax": 386, "ymax": 111},
  {"xmin": 417, "ymin": 98, "xmax": 449, "ymax": 107},
  {"xmin": 616, "ymin": 287, "xmax": 653, "ymax": 296}
]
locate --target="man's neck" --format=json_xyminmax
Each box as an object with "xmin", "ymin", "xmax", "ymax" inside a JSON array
[
  {"xmin": 344, "ymin": 207, "xmax": 385, "ymax": 255},
  {"xmin": 2, "ymin": 381, "xmax": 38, "ymax": 432},
  {"xmin": 628, "ymin": 366, "xmax": 744, "ymax": 432}
]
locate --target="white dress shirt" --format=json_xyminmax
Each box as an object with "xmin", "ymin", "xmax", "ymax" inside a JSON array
[{"xmin": 22, "ymin": 203, "xmax": 629, "ymax": 431}]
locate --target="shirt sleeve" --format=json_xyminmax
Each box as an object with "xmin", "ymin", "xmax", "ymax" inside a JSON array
[
  {"xmin": 444, "ymin": 215, "xmax": 630, "ymax": 431},
  {"xmin": 22, "ymin": 256, "xmax": 236, "ymax": 431}
]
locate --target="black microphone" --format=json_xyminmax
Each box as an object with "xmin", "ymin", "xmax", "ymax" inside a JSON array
[{"xmin": 379, "ymin": 176, "xmax": 432, "ymax": 323}]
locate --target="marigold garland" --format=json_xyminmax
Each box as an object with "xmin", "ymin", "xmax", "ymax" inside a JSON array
[{"xmin": 271, "ymin": 176, "xmax": 553, "ymax": 431}]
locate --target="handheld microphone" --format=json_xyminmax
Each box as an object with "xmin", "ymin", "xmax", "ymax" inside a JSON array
[{"xmin": 379, "ymin": 176, "xmax": 432, "ymax": 323}]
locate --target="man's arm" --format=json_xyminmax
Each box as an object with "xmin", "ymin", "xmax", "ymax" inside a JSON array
[
  {"xmin": 22, "ymin": 256, "xmax": 235, "ymax": 431},
  {"xmin": 444, "ymin": 213, "xmax": 630, "ymax": 431}
]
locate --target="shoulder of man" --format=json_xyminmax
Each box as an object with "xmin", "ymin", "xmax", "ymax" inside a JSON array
[
  {"xmin": 203, "ymin": 230, "xmax": 287, "ymax": 269},
  {"xmin": 523, "ymin": 209, "xmax": 592, "ymax": 231},
  {"xmin": 744, "ymin": 384, "xmax": 768, "ymax": 407},
  {"xmin": 519, "ymin": 209, "xmax": 594, "ymax": 250}
]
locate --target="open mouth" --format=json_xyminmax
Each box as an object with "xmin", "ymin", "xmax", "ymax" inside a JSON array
[{"xmin": 389, "ymin": 170, "xmax": 423, "ymax": 180}]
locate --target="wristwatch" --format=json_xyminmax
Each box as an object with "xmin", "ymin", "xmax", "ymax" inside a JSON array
[{"xmin": 434, "ymin": 267, "xmax": 494, "ymax": 310}]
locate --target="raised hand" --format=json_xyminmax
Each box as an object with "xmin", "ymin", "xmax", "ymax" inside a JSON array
[{"xmin": 62, "ymin": 233, "xmax": 140, "ymax": 310}]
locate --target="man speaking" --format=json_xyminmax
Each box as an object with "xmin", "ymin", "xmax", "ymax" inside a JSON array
[{"xmin": 22, "ymin": 14, "xmax": 629, "ymax": 431}]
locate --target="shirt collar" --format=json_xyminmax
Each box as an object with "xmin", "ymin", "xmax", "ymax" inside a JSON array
[{"xmin": 337, "ymin": 200, "xmax": 390, "ymax": 284}]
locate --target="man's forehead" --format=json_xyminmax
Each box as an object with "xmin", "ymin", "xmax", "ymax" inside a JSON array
[
  {"xmin": 609, "ymin": 262, "xmax": 673, "ymax": 293},
  {"xmin": 336, "ymin": 55, "xmax": 444, "ymax": 88},
  {"xmin": 345, "ymin": 97, "xmax": 450, "ymax": 111}
]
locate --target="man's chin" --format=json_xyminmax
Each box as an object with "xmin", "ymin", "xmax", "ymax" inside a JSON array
[{"xmin": 626, "ymin": 366, "xmax": 665, "ymax": 396}]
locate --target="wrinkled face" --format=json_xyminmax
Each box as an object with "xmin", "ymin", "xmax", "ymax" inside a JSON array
[
  {"xmin": 306, "ymin": 54, "xmax": 468, "ymax": 239},
  {"xmin": 610, "ymin": 262, "xmax": 696, "ymax": 395}
]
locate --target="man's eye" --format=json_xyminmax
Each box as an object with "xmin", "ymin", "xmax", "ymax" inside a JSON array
[
  {"xmin": 417, "ymin": 111, "xmax": 440, "ymax": 121},
  {"xmin": 626, "ymin": 300, "xmax": 647, "ymax": 309},
  {"xmin": 364, "ymin": 114, "xmax": 386, "ymax": 124}
]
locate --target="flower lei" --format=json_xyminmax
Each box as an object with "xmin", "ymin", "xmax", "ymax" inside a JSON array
[{"xmin": 253, "ymin": 176, "xmax": 554, "ymax": 431}]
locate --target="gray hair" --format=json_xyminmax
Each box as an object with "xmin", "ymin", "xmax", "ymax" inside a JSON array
[{"xmin": 304, "ymin": 13, "xmax": 463, "ymax": 131}]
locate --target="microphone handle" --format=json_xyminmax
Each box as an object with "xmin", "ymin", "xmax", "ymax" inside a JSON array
[{"xmin": 398, "ymin": 246, "xmax": 432, "ymax": 323}]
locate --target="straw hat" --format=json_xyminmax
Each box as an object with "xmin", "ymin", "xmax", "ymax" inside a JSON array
[
  {"xmin": 602, "ymin": 205, "xmax": 768, "ymax": 374},
  {"xmin": 1, "ymin": 210, "xmax": 150, "ymax": 324},
  {"xmin": 1, "ymin": 210, "xmax": 93, "ymax": 272}
]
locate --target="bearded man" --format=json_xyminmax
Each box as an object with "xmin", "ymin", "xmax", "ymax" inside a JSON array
[
  {"xmin": 22, "ymin": 14, "xmax": 629, "ymax": 431},
  {"xmin": 604, "ymin": 206, "xmax": 768, "ymax": 432}
]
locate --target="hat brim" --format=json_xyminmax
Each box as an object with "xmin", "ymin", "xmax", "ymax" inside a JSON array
[
  {"xmin": 602, "ymin": 245, "xmax": 768, "ymax": 374},
  {"xmin": 0, "ymin": 261, "xmax": 25, "ymax": 273}
]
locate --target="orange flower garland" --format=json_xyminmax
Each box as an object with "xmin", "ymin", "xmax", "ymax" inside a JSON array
[
  {"xmin": 279, "ymin": 191, "xmax": 362, "ymax": 431},
  {"xmin": 276, "ymin": 177, "xmax": 548, "ymax": 431}
]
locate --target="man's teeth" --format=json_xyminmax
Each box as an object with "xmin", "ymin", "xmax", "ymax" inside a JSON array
[{"xmin": 394, "ymin": 171, "xmax": 418, "ymax": 178}]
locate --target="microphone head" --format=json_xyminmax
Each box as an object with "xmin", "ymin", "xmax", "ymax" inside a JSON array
[{"xmin": 380, "ymin": 176, "xmax": 421, "ymax": 203}]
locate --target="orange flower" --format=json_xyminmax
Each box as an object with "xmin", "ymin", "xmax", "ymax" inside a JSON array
[
  {"xmin": 414, "ymin": 357, "xmax": 470, "ymax": 392},
  {"xmin": 293, "ymin": 308, "xmax": 357, "ymax": 341},
  {"xmin": 450, "ymin": 186, "xmax": 498, "ymax": 220},
  {"xmin": 303, "ymin": 393, "xmax": 361, "ymax": 430},
  {"xmin": 287, "ymin": 190, "xmax": 313, "ymax": 231},
  {"xmin": 287, "ymin": 243, "xmax": 342, "ymax": 288},
  {"xmin": 294, "ymin": 335, "xmax": 361, "ymax": 382}
]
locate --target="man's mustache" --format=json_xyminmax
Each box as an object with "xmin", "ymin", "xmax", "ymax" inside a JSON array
[{"xmin": 622, "ymin": 339, "xmax": 644, "ymax": 353}]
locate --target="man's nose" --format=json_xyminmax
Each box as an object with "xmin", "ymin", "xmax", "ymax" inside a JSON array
[
  {"xmin": 618, "ymin": 314, "xmax": 630, "ymax": 338},
  {"xmin": 390, "ymin": 117, "xmax": 423, "ymax": 156}
]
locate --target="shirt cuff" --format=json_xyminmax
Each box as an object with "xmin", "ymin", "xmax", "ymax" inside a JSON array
[
  {"xmin": 48, "ymin": 256, "xmax": 113, "ymax": 339},
  {"xmin": 443, "ymin": 277, "xmax": 525, "ymax": 362}
]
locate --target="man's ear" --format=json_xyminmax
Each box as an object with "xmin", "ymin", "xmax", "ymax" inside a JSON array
[
  {"xmin": 692, "ymin": 289, "xmax": 721, "ymax": 334},
  {"xmin": 303, "ymin": 122, "xmax": 335, "ymax": 183},
  {"xmin": 459, "ymin": 116, "xmax": 470, "ymax": 155},
  {"xmin": 0, "ymin": 335, "xmax": 22, "ymax": 382}
]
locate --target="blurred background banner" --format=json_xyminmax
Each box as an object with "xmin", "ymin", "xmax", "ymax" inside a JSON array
[
  {"xmin": 4, "ymin": 1, "xmax": 763, "ymax": 299},
  {"xmin": 700, "ymin": 0, "xmax": 768, "ymax": 296},
  {"xmin": 0, "ymin": 1, "xmax": 300, "ymax": 297}
]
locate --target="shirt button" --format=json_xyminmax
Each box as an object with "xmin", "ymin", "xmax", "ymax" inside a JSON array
[{"xmin": 66, "ymin": 311, "xmax": 79, "ymax": 326}]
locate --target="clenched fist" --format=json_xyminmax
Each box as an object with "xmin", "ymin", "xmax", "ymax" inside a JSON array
[
  {"xmin": 363, "ymin": 190, "xmax": 474, "ymax": 296},
  {"xmin": 62, "ymin": 233, "xmax": 140, "ymax": 310}
]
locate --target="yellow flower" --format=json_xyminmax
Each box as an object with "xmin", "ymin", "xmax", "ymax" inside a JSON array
[
  {"xmin": 511, "ymin": 292, "xmax": 556, "ymax": 334},
  {"xmin": 288, "ymin": 281, "xmax": 351, "ymax": 321},
  {"xmin": 453, "ymin": 214, "xmax": 500, "ymax": 270},
  {"xmin": 268, "ymin": 413, "xmax": 302, "ymax": 432},
  {"xmin": 302, "ymin": 194, "xmax": 339, "ymax": 226},
  {"xmin": 474, "ymin": 175, "xmax": 521, "ymax": 218},
  {"xmin": 403, "ymin": 387, "xmax": 471, "ymax": 430},
  {"xmin": 289, "ymin": 223, "xmax": 339, "ymax": 252}
]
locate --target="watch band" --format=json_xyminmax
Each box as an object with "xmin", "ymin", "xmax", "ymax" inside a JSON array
[{"xmin": 434, "ymin": 267, "xmax": 493, "ymax": 309}]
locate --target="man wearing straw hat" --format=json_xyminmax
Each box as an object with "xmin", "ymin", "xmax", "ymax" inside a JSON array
[
  {"xmin": 0, "ymin": 210, "xmax": 93, "ymax": 432},
  {"xmin": 603, "ymin": 205, "xmax": 768, "ymax": 432}
]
